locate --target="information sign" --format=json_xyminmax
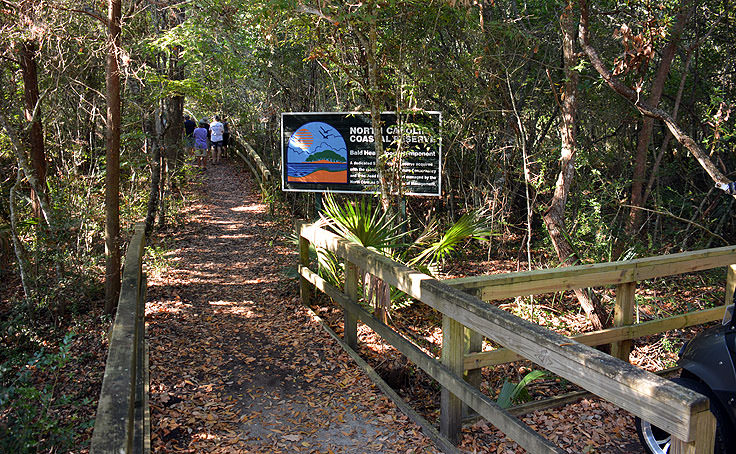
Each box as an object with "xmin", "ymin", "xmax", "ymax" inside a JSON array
[{"xmin": 281, "ymin": 112, "xmax": 441, "ymax": 196}]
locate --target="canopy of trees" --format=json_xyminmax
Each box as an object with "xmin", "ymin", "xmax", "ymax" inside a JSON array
[{"xmin": 1, "ymin": 0, "xmax": 735, "ymax": 333}]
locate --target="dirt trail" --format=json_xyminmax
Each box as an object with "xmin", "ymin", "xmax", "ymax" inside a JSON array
[{"xmin": 146, "ymin": 161, "xmax": 439, "ymax": 453}]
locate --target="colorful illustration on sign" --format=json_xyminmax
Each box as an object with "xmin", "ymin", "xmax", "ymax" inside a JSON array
[{"xmin": 287, "ymin": 122, "xmax": 348, "ymax": 183}]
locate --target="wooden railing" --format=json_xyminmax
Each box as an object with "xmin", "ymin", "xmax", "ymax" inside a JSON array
[
  {"xmin": 297, "ymin": 221, "xmax": 720, "ymax": 453},
  {"xmin": 232, "ymin": 136, "xmax": 272, "ymax": 185},
  {"xmin": 232, "ymin": 136, "xmax": 274, "ymax": 214},
  {"xmin": 90, "ymin": 223, "xmax": 149, "ymax": 454},
  {"xmin": 444, "ymin": 247, "xmax": 736, "ymax": 367}
]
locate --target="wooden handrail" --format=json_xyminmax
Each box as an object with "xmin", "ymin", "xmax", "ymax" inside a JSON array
[
  {"xmin": 443, "ymin": 245, "xmax": 736, "ymax": 300},
  {"xmin": 90, "ymin": 222, "xmax": 149, "ymax": 454},
  {"xmin": 298, "ymin": 222, "xmax": 716, "ymax": 451},
  {"xmin": 233, "ymin": 136, "xmax": 271, "ymax": 184},
  {"xmin": 463, "ymin": 305, "xmax": 725, "ymax": 370}
]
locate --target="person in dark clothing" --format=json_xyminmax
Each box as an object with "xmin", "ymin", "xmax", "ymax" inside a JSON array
[
  {"xmin": 183, "ymin": 115, "xmax": 196, "ymax": 153},
  {"xmin": 222, "ymin": 121, "xmax": 230, "ymax": 158}
]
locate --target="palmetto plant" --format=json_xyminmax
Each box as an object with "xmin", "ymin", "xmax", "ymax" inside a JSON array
[
  {"xmin": 407, "ymin": 211, "xmax": 493, "ymax": 272},
  {"xmin": 316, "ymin": 192, "xmax": 491, "ymax": 321},
  {"xmin": 319, "ymin": 193, "xmax": 407, "ymax": 254}
]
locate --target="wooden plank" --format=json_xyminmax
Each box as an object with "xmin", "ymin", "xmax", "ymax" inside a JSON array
[
  {"xmin": 726, "ymin": 264, "xmax": 736, "ymax": 305},
  {"xmin": 298, "ymin": 265, "xmax": 564, "ymax": 453},
  {"xmin": 611, "ymin": 282, "xmax": 635, "ymax": 361},
  {"xmin": 463, "ymin": 327, "xmax": 483, "ymax": 418},
  {"xmin": 440, "ymin": 316, "xmax": 464, "ymax": 443},
  {"xmin": 344, "ymin": 260, "xmax": 359, "ymax": 350},
  {"xmin": 133, "ymin": 274, "xmax": 150, "ymax": 453},
  {"xmin": 506, "ymin": 367, "xmax": 681, "ymax": 417},
  {"xmin": 242, "ymin": 140, "xmax": 272, "ymax": 182},
  {"xmin": 671, "ymin": 409, "xmax": 716, "ymax": 454},
  {"xmin": 443, "ymin": 246, "xmax": 736, "ymax": 300},
  {"xmin": 91, "ymin": 223, "xmax": 146, "ymax": 454},
  {"xmin": 464, "ymin": 305, "xmax": 725, "ymax": 370},
  {"xmin": 297, "ymin": 222, "xmax": 312, "ymax": 306},
  {"xmin": 299, "ymin": 223, "xmax": 710, "ymax": 442},
  {"xmin": 233, "ymin": 137, "xmax": 271, "ymax": 183}
]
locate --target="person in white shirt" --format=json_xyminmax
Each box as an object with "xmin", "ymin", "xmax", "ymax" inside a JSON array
[{"xmin": 209, "ymin": 116, "xmax": 225, "ymax": 164}]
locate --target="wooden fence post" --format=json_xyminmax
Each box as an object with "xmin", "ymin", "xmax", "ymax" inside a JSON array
[
  {"xmin": 441, "ymin": 315, "xmax": 464, "ymax": 444},
  {"xmin": 670, "ymin": 409, "xmax": 716, "ymax": 454},
  {"xmin": 344, "ymin": 260, "xmax": 359, "ymax": 350},
  {"xmin": 298, "ymin": 231, "xmax": 312, "ymax": 306},
  {"xmin": 611, "ymin": 282, "xmax": 635, "ymax": 361},
  {"xmin": 463, "ymin": 328, "xmax": 483, "ymax": 418},
  {"xmin": 726, "ymin": 264, "xmax": 736, "ymax": 305}
]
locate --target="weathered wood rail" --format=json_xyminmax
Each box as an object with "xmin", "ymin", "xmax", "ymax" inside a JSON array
[
  {"xmin": 232, "ymin": 136, "xmax": 272, "ymax": 186},
  {"xmin": 232, "ymin": 136, "xmax": 274, "ymax": 214},
  {"xmin": 90, "ymin": 223, "xmax": 149, "ymax": 454},
  {"xmin": 297, "ymin": 221, "xmax": 721, "ymax": 453},
  {"xmin": 445, "ymin": 248, "xmax": 736, "ymax": 369}
]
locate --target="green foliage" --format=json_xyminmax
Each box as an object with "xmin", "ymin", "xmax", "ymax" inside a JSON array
[
  {"xmin": 320, "ymin": 193, "xmax": 406, "ymax": 254},
  {"xmin": 145, "ymin": 244, "xmax": 173, "ymax": 275},
  {"xmin": 408, "ymin": 211, "xmax": 492, "ymax": 270},
  {"xmin": 305, "ymin": 149, "xmax": 346, "ymax": 163},
  {"xmin": 0, "ymin": 333, "xmax": 86, "ymax": 453},
  {"xmin": 496, "ymin": 370, "xmax": 547, "ymax": 409},
  {"xmin": 316, "ymin": 192, "xmax": 492, "ymax": 314}
]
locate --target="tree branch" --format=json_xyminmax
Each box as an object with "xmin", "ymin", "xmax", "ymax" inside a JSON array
[
  {"xmin": 49, "ymin": 4, "xmax": 109, "ymax": 26},
  {"xmin": 578, "ymin": 0, "xmax": 733, "ymax": 191}
]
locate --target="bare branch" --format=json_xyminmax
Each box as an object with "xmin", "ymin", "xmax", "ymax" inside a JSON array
[
  {"xmin": 578, "ymin": 0, "xmax": 732, "ymax": 191},
  {"xmin": 48, "ymin": 3, "xmax": 109, "ymax": 26}
]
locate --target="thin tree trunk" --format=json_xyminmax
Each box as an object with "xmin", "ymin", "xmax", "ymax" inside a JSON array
[
  {"xmin": 158, "ymin": 156, "xmax": 168, "ymax": 229},
  {"xmin": 364, "ymin": 20, "xmax": 390, "ymax": 210},
  {"xmin": 618, "ymin": 2, "xmax": 691, "ymax": 257},
  {"xmin": 104, "ymin": 0, "xmax": 122, "ymax": 315},
  {"xmin": 9, "ymin": 169, "xmax": 33, "ymax": 301},
  {"xmin": 641, "ymin": 48, "xmax": 693, "ymax": 209},
  {"xmin": 19, "ymin": 40, "xmax": 47, "ymax": 220},
  {"xmin": 165, "ymin": 7, "xmax": 185, "ymax": 176},
  {"xmin": 543, "ymin": 2, "xmax": 608, "ymax": 330}
]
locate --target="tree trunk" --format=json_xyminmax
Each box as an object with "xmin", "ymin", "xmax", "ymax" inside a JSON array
[
  {"xmin": 165, "ymin": 7, "xmax": 185, "ymax": 176},
  {"xmin": 543, "ymin": 2, "xmax": 608, "ymax": 330},
  {"xmin": 617, "ymin": 3, "xmax": 691, "ymax": 257},
  {"xmin": 365, "ymin": 20, "xmax": 390, "ymax": 211},
  {"xmin": 9, "ymin": 169, "xmax": 33, "ymax": 301},
  {"xmin": 104, "ymin": 0, "xmax": 122, "ymax": 315},
  {"xmin": 19, "ymin": 40, "xmax": 47, "ymax": 221}
]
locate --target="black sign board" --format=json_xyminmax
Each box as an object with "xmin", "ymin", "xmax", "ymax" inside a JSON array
[{"xmin": 281, "ymin": 112, "xmax": 441, "ymax": 196}]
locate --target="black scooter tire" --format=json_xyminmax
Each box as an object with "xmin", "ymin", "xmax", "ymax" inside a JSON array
[{"xmin": 635, "ymin": 377, "xmax": 730, "ymax": 454}]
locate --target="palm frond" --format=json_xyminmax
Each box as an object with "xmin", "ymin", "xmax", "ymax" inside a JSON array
[
  {"xmin": 408, "ymin": 210, "xmax": 492, "ymax": 269},
  {"xmin": 319, "ymin": 192, "xmax": 407, "ymax": 253}
]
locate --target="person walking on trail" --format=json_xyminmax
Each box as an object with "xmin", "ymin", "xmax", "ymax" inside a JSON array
[
  {"xmin": 222, "ymin": 120, "xmax": 230, "ymax": 158},
  {"xmin": 193, "ymin": 121, "xmax": 209, "ymax": 168},
  {"xmin": 183, "ymin": 115, "xmax": 196, "ymax": 154},
  {"xmin": 200, "ymin": 117, "xmax": 210, "ymax": 156},
  {"xmin": 210, "ymin": 116, "xmax": 225, "ymax": 164}
]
